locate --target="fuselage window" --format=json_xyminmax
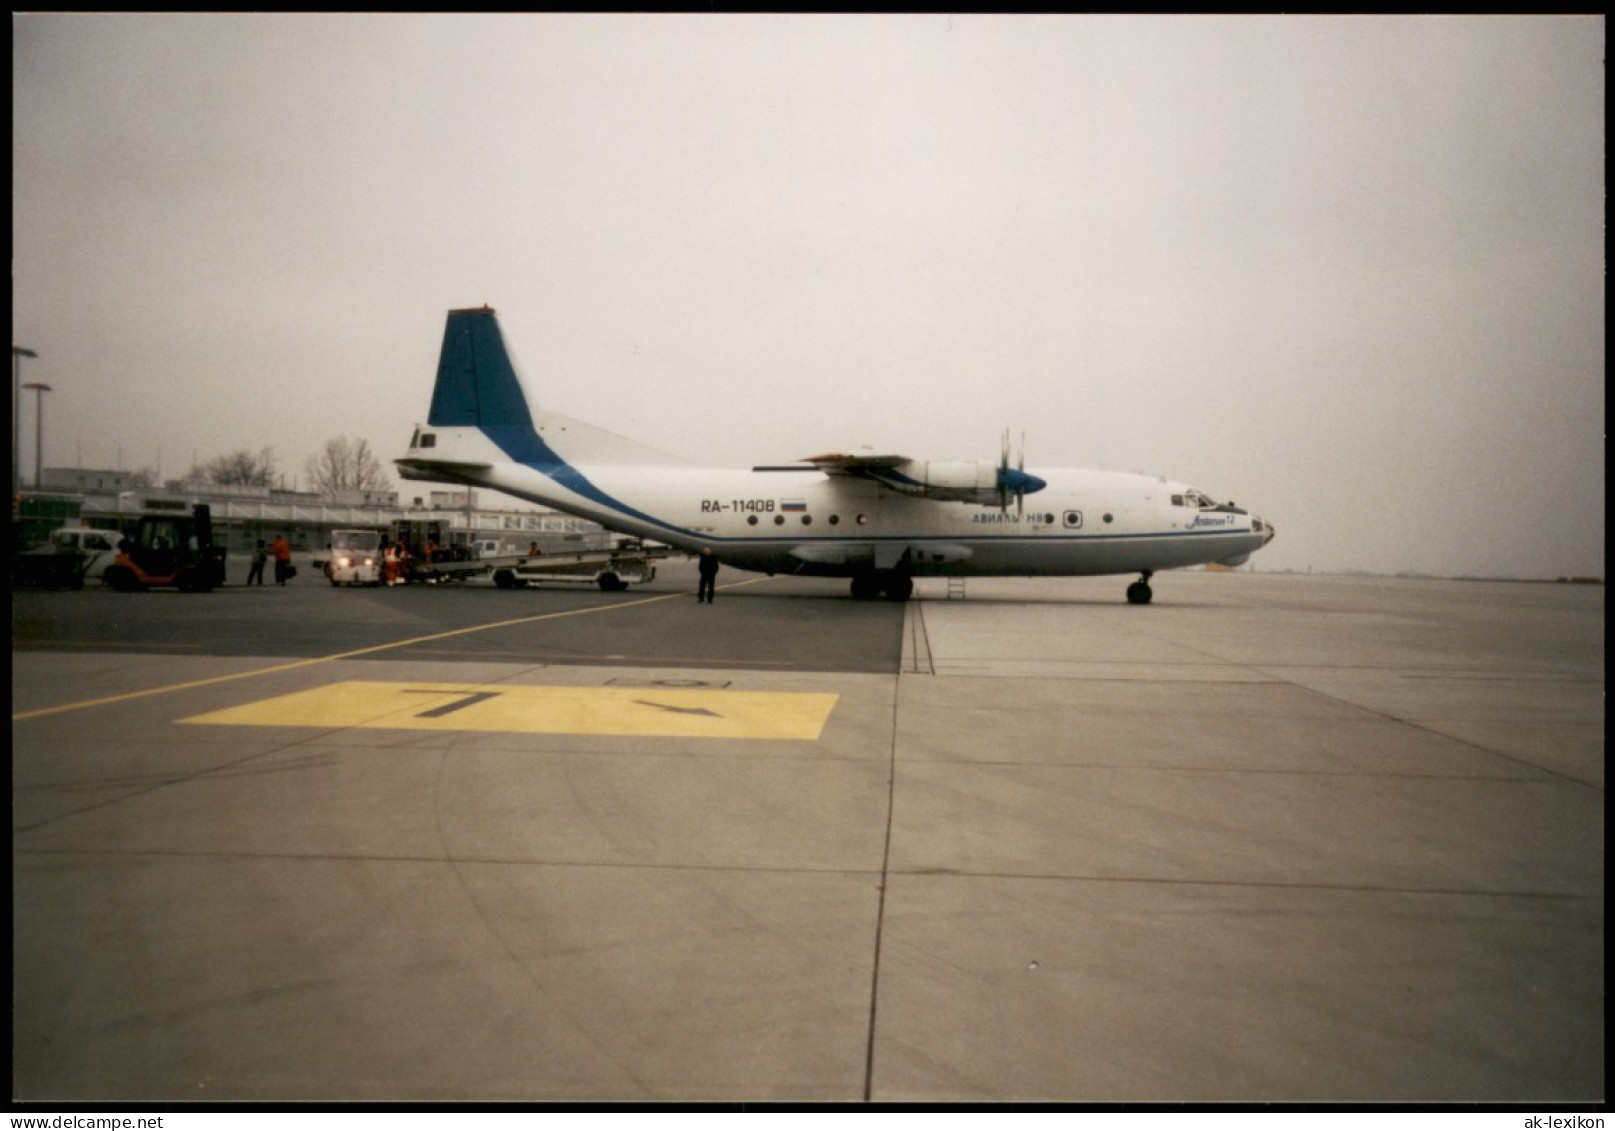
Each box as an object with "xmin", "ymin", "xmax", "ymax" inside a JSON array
[
  {"xmin": 747, "ymin": 515, "xmax": 758, "ymax": 525},
  {"xmin": 418, "ymin": 433, "xmax": 437, "ymax": 449}
]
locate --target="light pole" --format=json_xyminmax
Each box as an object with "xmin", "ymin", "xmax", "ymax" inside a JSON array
[
  {"xmin": 12, "ymin": 344, "xmax": 37, "ymax": 493},
  {"xmin": 23, "ymin": 381, "xmax": 52, "ymax": 488}
]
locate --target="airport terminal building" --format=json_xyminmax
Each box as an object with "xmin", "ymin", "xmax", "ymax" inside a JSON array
[{"xmin": 16, "ymin": 468, "xmax": 609, "ymax": 555}]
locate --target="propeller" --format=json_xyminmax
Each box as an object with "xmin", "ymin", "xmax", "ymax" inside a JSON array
[
  {"xmin": 996, "ymin": 429, "xmax": 1046, "ymax": 516},
  {"xmin": 997, "ymin": 429, "xmax": 1011, "ymax": 514}
]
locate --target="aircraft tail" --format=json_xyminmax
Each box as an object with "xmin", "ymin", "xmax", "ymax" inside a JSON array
[
  {"xmin": 428, "ymin": 306, "xmax": 535, "ymax": 430},
  {"xmin": 420, "ymin": 306, "xmax": 688, "ymax": 468}
]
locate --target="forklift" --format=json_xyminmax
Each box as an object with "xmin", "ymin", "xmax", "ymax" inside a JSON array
[{"xmin": 102, "ymin": 504, "xmax": 228, "ymax": 592}]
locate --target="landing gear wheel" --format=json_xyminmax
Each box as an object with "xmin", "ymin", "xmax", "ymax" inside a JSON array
[
  {"xmin": 850, "ymin": 572, "xmax": 881, "ymax": 601},
  {"xmin": 1126, "ymin": 580, "xmax": 1153, "ymax": 605},
  {"xmin": 881, "ymin": 574, "xmax": 914, "ymax": 602},
  {"xmin": 597, "ymin": 572, "xmax": 629, "ymax": 592}
]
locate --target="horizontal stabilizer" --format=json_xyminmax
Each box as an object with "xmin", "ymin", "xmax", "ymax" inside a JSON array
[{"xmin": 396, "ymin": 456, "xmax": 493, "ymax": 483}]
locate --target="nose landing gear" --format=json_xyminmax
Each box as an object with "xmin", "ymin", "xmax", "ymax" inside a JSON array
[{"xmin": 1126, "ymin": 571, "xmax": 1154, "ymax": 605}]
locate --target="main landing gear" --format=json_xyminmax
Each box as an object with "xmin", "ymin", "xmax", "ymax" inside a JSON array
[
  {"xmin": 1126, "ymin": 571, "xmax": 1154, "ymax": 606},
  {"xmin": 850, "ymin": 570, "xmax": 913, "ymax": 602}
]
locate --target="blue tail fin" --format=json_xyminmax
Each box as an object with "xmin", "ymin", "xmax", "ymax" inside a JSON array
[
  {"xmin": 427, "ymin": 306, "xmax": 535, "ymax": 430},
  {"xmin": 420, "ymin": 305, "xmax": 690, "ymax": 469}
]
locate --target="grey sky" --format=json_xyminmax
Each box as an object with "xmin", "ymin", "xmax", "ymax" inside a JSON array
[{"xmin": 13, "ymin": 14, "xmax": 1604, "ymax": 578}]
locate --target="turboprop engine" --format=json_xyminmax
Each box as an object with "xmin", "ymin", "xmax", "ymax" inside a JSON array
[
  {"xmin": 884, "ymin": 460, "xmax": 1047, "ymax": 506},
  {"xmin": 803, "ymin": 432, "xmax": 1048, "ymax": 513}
]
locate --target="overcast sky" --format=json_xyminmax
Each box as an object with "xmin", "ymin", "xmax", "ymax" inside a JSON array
[{"xmin": 13, "ymin": 14, "xmax": 1605, "ymax": 578}]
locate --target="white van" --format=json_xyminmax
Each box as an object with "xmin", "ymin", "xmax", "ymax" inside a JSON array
[
  {"xmin": 327, "ymin": 529, "xmax": 383, "ymax": 586},
  {"xmin": 49, "ymin": 527, "xmax": 126, "ymax": 583}
]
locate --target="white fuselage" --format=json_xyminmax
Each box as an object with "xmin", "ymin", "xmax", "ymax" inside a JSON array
[{"xmin": 398, "ymin": 420, "xmax": 1273, "ymax": 580}]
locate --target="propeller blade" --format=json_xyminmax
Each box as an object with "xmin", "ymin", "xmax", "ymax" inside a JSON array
[
  {"xmin": 999, "ymin": 428, "xmax": 1011, "ymax": 512},
  {"xmin": 1018, "ymin": 430, "xmax": 1026, "ymax": 516}
]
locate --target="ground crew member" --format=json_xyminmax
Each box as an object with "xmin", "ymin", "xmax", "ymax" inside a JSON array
[
  {"xmin": 272, "ymin": 535, "xmax": 292, "ymax": 586},
  {"xmin": 247, "ymin": 539, "xmax": 268, "ymax": 586},
  {"xmin": 697, "ymin": 548, "xmax": 719, "ymax": 604}
]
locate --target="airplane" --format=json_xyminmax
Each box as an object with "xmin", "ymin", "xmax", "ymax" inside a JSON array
[{"xmin": 396, "ymin": 306, "xmax": 1275, "ymax": 603}]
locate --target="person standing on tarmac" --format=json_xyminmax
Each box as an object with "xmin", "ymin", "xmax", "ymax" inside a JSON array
[
  {"xmin": 697, "ymin": 547, "xmax": 719, "ymax": 604},
  {"xmin": 271, "ymin": 535, "xmax": 292, "ymax": 586},
  {"xmin": 247, "ymin": 539, "xmax": 268, "ymax": 586}
]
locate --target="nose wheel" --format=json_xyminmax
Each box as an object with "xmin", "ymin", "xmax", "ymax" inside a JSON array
[{"xmin": 1126, "ymin": 572, "xmax": 1154, "ymax": 605}]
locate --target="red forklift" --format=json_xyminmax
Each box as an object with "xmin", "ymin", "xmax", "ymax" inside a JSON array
[{"xmin": 102, "ymin": 504, "xmax": 228, "ymax": 592}]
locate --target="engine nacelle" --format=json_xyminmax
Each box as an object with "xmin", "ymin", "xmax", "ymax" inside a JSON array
[
  {"xmin": 881, "ymin": 460, "xmax": 1047, "ymax": 504},
  {"xmin": 894, "ymin": 460, "xmax": 999, "ymax": 502}
]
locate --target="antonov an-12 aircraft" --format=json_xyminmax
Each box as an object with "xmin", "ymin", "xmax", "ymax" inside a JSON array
[{"xmin": 397, "ymin": 306, "xmax": 1275, "ymax": 603}]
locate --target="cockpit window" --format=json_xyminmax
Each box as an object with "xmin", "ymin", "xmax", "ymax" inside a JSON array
[{"xmin": 1174, "ymin": 489, "xmax": 1217, "ymax": 509}]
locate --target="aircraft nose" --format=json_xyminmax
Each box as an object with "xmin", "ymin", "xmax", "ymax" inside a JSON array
[{"xmin": 1256, "ymin": 516, "xmax": 1276, "ymax": 545}]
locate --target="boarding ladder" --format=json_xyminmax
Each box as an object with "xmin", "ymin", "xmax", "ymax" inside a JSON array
[{"xmin": 946, "ymin": 576, "xmax": 967, "ymax": 600}]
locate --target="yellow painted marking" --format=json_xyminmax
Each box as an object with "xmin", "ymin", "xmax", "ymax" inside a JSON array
[
  {"xmin": 178, "ymin": 681, "xmax": 839, "ymax": 741},
  {"xmin": 12, "ymin": 577, "xmax": 773, "ymax": 722}
]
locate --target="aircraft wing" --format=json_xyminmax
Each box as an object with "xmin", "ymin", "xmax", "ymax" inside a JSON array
[
  {"xmin": 800, "ymin": 450, "xmax": 1046, "ymax": 506},
  {"xmin": 801, "ymin": 452, "xmax": 912, "ymax": 476}
]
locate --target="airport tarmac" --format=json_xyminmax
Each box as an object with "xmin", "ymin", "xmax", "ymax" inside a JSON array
[{"xmin": 11, "ymin": 564, "xmax": 1604, "ymax": 1103}]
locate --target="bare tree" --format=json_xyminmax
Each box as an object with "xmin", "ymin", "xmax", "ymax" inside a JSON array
[
  {"xmin": 198, "ymin": 447, "xmax": 276, "ymax": 487},
  {"xmin": 304, "ymin": 437, "xmax": 391, "ymax": 495}
]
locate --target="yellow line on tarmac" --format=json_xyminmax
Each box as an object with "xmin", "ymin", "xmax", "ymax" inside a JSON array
[{"xmin": 12, "ymin": 579, "xmax": 771, "ymax": 722}]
